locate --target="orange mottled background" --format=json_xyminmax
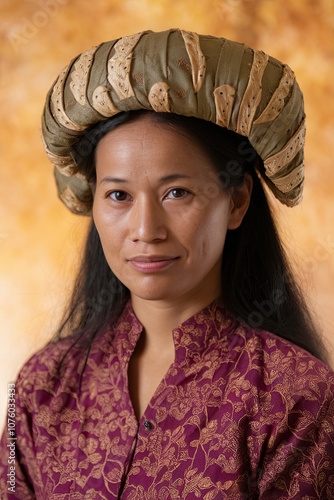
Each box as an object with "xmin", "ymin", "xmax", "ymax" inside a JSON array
[{"xmin": 0, "ymin": 0, "xmax": 334, "ymax": 426}]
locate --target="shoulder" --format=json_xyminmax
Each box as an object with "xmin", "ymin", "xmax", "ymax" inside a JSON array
[
  {"xmin": 14, "ymin": 301, "xmax": 137, "ymax": 411},
  {"xmin": 222, "ymin": 321, "xmax": 334, "ymax": 411},
  {"xmin": 14, "ymin": 330, "xmax": 114, "ymax": 412},
  {"xmin": 14, "ymin": 338, "xmax": 80, "ymax": 406},
  {"xmin": 236, "ymin": 322, "xmax": 332, "ymax": 370},
  {"xmin": 227, "ymin": 321, "xmax": 333, "ymax": 376}
]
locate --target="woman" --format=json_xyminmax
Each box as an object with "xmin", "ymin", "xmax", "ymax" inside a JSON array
[{"xmin": 1, "ymin": 29, "xmax": 333, "ymax": 499}]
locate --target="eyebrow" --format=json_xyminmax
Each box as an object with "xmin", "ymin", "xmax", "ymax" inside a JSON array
[
  {"xmin": 99, "ymin": 174, "xmax": 192, "ymax": 185},
  {"xmin": 99, "ymin": 176, "xmax": 129, "ymax": 185}
]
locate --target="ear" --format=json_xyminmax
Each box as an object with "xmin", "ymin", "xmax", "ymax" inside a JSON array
[{"xmin": 228, "ymin": 173, "xmax": 253, "ymax": 230}]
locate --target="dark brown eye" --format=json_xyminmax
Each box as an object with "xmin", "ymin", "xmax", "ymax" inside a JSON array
[
  {"xmin": 167, "ymin": 188, "xmax": 189, "ymax": 199},
  {"xmin": 109, "ymin": 190, "xmax": 129, "ymax": 201}
]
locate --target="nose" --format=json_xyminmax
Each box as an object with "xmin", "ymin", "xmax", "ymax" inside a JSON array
[{"xmin": 129, "ymin": 195, "xmax": 167, "ymax": 243}]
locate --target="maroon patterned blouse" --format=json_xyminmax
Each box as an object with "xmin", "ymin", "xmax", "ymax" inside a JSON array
[{"xmin": 1, "ymin": 299, "xmax": 334, "ymax": 499}]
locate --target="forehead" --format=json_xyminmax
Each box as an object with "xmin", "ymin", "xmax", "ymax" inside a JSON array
[
  {"xmin": 97, "ymin": 113, "xmax": 198, "ymax": 152},
  {"xmin": 95, "ymin": 114, "xmax": 218, "ymax": 179}
]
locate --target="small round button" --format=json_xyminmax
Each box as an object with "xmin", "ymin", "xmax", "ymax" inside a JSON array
[{"xmin": 143, "ymin": 420, "xmax": 153, "ymax": 430}]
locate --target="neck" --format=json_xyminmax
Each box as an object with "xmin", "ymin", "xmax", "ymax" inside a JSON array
[{"xmin": 130, "ymin": 291, "xmax": 220, "ymax": 353}]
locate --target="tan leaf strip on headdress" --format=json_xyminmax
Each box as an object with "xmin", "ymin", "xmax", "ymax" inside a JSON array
[
  {"xmin": 148, "ymin": 82, "xmax": 171, "ymax": 112},
  {"xmin": 46, "ymin": 151, "xmax": 77, "ymax": 176},
  {"xmin": 108, "ymin": 32, "xmax": 145, "ymax": 100},
  {"xmin": 60, "ymin": 185, "xmax": 92, "ymax": 215},
  {"xmin": 51, "ymin": 65, "xmax": 86, "ymax": 132},
  {"xmin": 92, "ymin": 86, "xmax": 120, "ymax": 117},
  {"xmin": 270, "ymin": 161, "xmax": 304, "ymax": 193},
  {"xmin": 253, "ymin": 65, "xmax": 295, "ymax": 125},
  {"xmin": 264, "ymin": 118, "xmax": 306, "ymax": 175},
  {"xmin": 41, "ymin": 135, "xmax": 77, "ymax": 176},
  {"xmin": 214, "ymin": 84, "xmax": 236, "ymax": 128},
  {"xmin": 180, "ymin": 30, "xmax": 206, "ymax": 93},
  {"xmin": 69, "ymin": 46, "xmax": 99, "ymax": 106},
  {"xmin": 236, "ymin": 50, "xmax": 269, "ymax": 136}
]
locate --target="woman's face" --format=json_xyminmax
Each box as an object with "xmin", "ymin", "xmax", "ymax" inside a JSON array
[{"xmin": 93, "ymin": 114, "xmax": 243, "ymax": 306}]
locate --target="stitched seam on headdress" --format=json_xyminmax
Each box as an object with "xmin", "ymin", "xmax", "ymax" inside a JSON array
[
  {"xmin": 236, "ymin": 49, "xmax": 269, "ymax": 136},
  {"xmin": 264, "ymin": 118, "xmax": 306, "ymax": 175},
  {"xmin": 180, "ymin": 30, "xmax": 206, "ymax": 94},
  {"xmin": 51, "ymin": 65, "xmax": 86, "ymax": 132},
  {"xmin": 253, "ymin": 65, "xmax": 295, "ymax": 125},
  {"xmin": 69, "ymin": 46, "xmax": 99, "ymax": 106}
]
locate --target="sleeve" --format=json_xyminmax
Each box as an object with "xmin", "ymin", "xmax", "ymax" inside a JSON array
[
  {"xmin": 257, "ymin": 363, "xmax": 334, "ymax": 499},
  {"xmin": 0, "ymin": 372, "xmax": 37, "ymax": 499},
  {"xmin": 0, "ymin": 338, "xmax": 81, "ymax": 499}
]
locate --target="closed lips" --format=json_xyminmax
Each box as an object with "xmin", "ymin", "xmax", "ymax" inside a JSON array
[
  {"xmin": 128, "ymin": 256, "xmax": 179, "ymax": 262},
  {"xmin": 128, "ymin": 257, "xmax": 179, "ymax": 272}
]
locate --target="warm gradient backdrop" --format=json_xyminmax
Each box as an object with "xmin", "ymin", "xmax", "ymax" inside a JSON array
[{"xmin": 1, "ymin": 0, "xmax": 334, "ymax": 426}]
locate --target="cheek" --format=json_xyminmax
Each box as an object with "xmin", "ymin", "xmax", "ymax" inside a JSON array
[
  {"xmin": 194, "ymin": 204, "xmax": 230, "ymax": 260},
  {"xmin": 92, "ymin": 203, "xmax": 105, "ymax": 242},
  {"xmin": 93, "ymin": 202, "xmax": 117, "ymax": 251},
  {"xmin": 198, "ymin": 225, "xmax": 226, "ymax": 261},
  {"xmin": 201, "ymin": 239, "xmax": 209, "ymax": 258}
]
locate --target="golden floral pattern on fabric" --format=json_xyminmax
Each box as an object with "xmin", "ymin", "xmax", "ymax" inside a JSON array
[
  {"xmin": 236, "ymin": 49, "xmax": 269, "ymax": 136},
  {"xmin": 1, "ymin": 299, "xmax": 334, "ymax": 499},
  {"xmin": 69, "ymin": 46, "xmax": 99, "ymax": 106}
]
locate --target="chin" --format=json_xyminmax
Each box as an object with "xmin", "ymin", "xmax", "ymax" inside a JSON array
[
  {"xmin": 114, "ymin": 270, "xmax": 193, "ymax": 302},
  {"xmin": 126, "ymin": 281, "xmax": 183, "ymax": 302},
  {"xmin": 130, "ymin": 288, "xmax": 175, "ymax": 302}
]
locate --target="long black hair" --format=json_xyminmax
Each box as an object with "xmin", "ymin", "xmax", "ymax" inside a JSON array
[{"xmin": 52, "ymin": 110, "xmax": 330, "ymax": 378}]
